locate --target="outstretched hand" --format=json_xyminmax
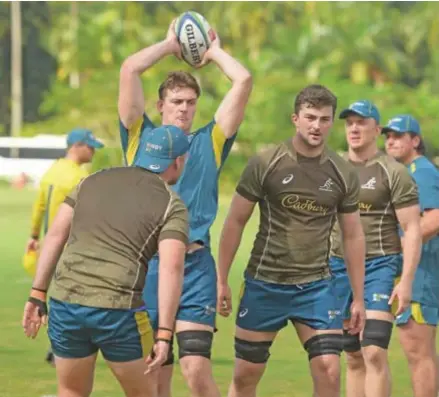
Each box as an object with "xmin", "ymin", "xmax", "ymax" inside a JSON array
[
  {"xmin": 166, "ymin": 19, "xmax": 182, "ymax": 60},
  {"xmin": 195, "ymin": 29, "xmax": 221, "ymax": 69}
]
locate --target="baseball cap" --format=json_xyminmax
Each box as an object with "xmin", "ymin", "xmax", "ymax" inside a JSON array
[
  {"xmin": 134, "ymin": 125, "xmax": 190, "ymax": 173},
  {"xmin": 381, "ymin": 115, "xmax": 421, "ymax": 135},
  {"xmin": 339, "ymin": 100, "xmax": 380, "ymax": 123},
  {"xmin": 67, "ymin": 128, "xmax": 104, "ymax": 149}
]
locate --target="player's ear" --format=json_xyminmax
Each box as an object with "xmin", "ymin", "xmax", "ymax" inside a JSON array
[
  {"xmin": 157, "ymin": 100, "xmax": 164, "ymax": 115},
  {"xmin": 291, "ymin": 112, "xmax": 299, "ymax": 127}
]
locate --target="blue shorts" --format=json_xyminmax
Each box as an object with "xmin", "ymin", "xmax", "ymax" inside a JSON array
[
  {"xmin": 396, "ymin": 302, "xmax": 439, "ymax": 326},
  {"xmin": 48, "ymin": 298, "xmax": 154, "ymax": 362},
  {"xmin": 236, "ymin": 273, "xmax": 342, "ymax": 332},
  {"xmin": 144, "ymin": 247, "xmax": 217, "ymax": 329},
  {"xmin": 330, "ymin": 254, "xmax": 401, "ymax": 319}
]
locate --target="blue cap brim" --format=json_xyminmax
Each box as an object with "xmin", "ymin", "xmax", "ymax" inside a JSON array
[
  {"xmin": 134, "ymin": 156, "xmax": 173, "ymax": 173},
  {"xmin": 87, "ymin": 139, "xmax": 104, "ymax": 149},
  {"xmin": 339, "ymin": 108, "xmax": 368, "ymax": 119}
]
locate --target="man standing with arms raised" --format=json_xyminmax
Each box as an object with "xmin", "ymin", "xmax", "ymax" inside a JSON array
[
  {"xmin": 330, "ymin": 102, "xmax": 422, "ymax": 397},
  {"xmin": 118, "ymin": 19, "xmax": 252, "ymax": 397},
  {"xmin": 384, "ymin": 115, "xmax": 439, "ymax": 397},
  {"xmin": 218, "ymin": 85, "xmax": 366, "ymax": 397}
]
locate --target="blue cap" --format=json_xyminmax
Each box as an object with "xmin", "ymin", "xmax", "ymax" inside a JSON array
[
  {"xmin": 381, "ymin": 115, "xmax": 421, "ymax": 135},
  {"xmin": 134, "ymin": 125, "xmax": 190, "ymax": 173},
  {"xmin": 339, "ymin": 100, "xmax": 380, "ymax": 123},
  {"xmin": 67, "ymin": 128, "xmax": 104, "ymax": 149}
]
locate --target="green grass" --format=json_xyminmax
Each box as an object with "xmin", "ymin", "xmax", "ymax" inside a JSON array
[{"xmin": 0, "ymin": 186, "xmax": 424, "ymax": 396}]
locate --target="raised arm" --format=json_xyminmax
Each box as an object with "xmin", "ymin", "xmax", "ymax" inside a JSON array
[
  {"xmin": 201, "ymin": 35, "xmax": 252, "ymax": 138},
  {"xmin": 118, "ymin": 22, "xmax": 181, "ymax": 128}
]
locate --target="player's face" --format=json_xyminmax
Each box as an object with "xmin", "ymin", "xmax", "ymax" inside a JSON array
[
  {"xmin": 345, "ymin": 114, "xmax": 380, "ymax": 151},
  {"xmin": 76, "ymin": 143, "xmax": 95, "ymax": 163},
  {"xmin": 158, "ymin": 88, "xmax": 198, "ymax": 133},
  {"xmin": 385, "ymin": 132, "xmax": 418, "ymax": 162},
  {"xmin": 292, "ymin": 105, "xmax": 334, "ymax": 148}
]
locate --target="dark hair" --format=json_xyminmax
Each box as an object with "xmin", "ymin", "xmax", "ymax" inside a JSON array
[
  {"xmin": 294, "ymin": 84, "xmax": 338, "ymax": 116},
  {"xmin": 158, "ymin": 71, "xmax": 201, "ymax": 100},
  {"xmin": 410, "ymin": 132, "xmax": 425, "ymax": 155}
]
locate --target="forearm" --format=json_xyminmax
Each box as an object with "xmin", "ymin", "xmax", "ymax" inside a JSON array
[
  {"xmin": 218, "ymin": 219, "xmax": 246, "ymax": 285},
  {"xmin": 401, "ymin": 224, "xmax": 422, "ymax": 282},
  {"xmin": 158, "ymin": 260, "xmax": 184, "ymax": 330},
  {"xmin": 420, "ymin": 213, "xmax": 439, "ymax": 243},
  {"xmin": 208, "ymin": 47, "xmax": 251, "ymax": 83},
  {"xmin": 32, "ymin": 234, "xmax": 67, "ymax": 290},
  {"xmin": 343, "ymin": 233, "xmax": 366, "ymax": 301}
]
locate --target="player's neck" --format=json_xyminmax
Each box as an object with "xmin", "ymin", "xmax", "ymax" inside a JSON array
[
  {"xmin": 65, "ymin": 152, "xmax": 81, "ymax": 165},
  {"xmin": 292, "ymin": 135, "xmax": 324, "ymax": 158},
  {"xmin": 402, "ymin": 152, "xmax": 421, "ymax": 166},
  {"xmin": 348, "ymin": 144, "xmax": 379, "ymax": 163}
]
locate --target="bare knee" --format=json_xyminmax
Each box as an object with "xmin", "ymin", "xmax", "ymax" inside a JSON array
[
  {"xmin": 310, "ymin": 355, "xmax": 340, "ymax": 387},
  {"xmin": 232, "ymin": 360, "xmax": 265, "ymax": 391},
  {"xmin": 346, "ymin": 350, "xmax": 365, "ymax": 371},
  {"xmin": 180, "ymin": 357, "xmax": 213, "ymax": 394},
  {"xmin": 362, "ymin": 345, "xmax": 388, "ymax": 370}
]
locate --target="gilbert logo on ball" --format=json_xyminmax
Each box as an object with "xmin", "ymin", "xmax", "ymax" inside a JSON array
[{"xmin": 175, "ymin": 11, "xmax": 215, "ymax": 67}]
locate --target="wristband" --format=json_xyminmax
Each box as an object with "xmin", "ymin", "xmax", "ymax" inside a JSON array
[
  {"xmin": 32, "ymin": 287, "xmax": 47, "ymax": 293},
  {"xmin": 156, "ymin": 327, "xmax": 173, "ymax": 341},
  {"xmin": 155, "ymin": 338, "xmax": 172, "ymax": 344},
  {"xmin": 158, "ymin": 327, "xmax": 174, "ymax": 333}
]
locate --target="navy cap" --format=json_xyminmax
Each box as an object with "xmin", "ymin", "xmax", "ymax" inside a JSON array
[
  {"xmin": 339, "ymin": 100, "xmax": 380, "ymax": 123},
  {"xmin": 381, "ymin": 115, "xmax": 421, "ymax": 135},
  {"xmin": 134, "ymin": 125, "xmax": 190, "ymax": 173},
  {"xmin": 67, "ymin": 128, "xmax": 104, "ymax": 149}
]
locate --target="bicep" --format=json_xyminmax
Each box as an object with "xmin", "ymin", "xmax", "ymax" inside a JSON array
[
  {"xmin": 227, "ymin": 193, "xmax": 256, "ymax": 226},
  {"xmin": 337, "ymin": 210, "xmax": 363, "ymax": 239},
  {"xmin": 395, "ymin": 204, "xmax": 421, "ymax": 231},
  {"xmin": 158, "ymin": 238, "xmax": 186, "ymax": 268}
]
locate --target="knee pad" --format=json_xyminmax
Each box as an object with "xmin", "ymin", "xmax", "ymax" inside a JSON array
[
  {"xmin": 361, "ymin": 319, "xmax": 393, "ymax": 350},
  {"xmin": 234, "ymin": 337, "xmax": 272, "ymax": 364},
  {"xmin": 304, "ymin": 334, "xmax": 343, "ymax": 361},
  {"xmin": 177, "ymin": 330, "xmax": 213, "ymax": 360},
  {"xmin": 343, "ymin": 330, "xmax": 361, "ymax": 353}
]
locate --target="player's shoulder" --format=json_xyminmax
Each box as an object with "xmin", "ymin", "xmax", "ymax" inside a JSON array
[
  {"xmin": 326, "ymin": 148, "xmax": 357, "ymax": 179},
  {"xmin": 374, "ymin": 152, "xmax": 408, "ymax": 176},
  {"xmin": 254, "ymin": 141, "xmax": 290, "ymax": 167}
]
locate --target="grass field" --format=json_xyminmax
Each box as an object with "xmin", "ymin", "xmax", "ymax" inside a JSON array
[{"xmin": 0, "ymin": 185, "xmax": 429, "ymax": 397}]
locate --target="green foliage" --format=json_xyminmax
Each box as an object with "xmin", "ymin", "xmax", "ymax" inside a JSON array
[{"xmin": 13, "ymin": 2, "xmax": 439, "ymax": 163}]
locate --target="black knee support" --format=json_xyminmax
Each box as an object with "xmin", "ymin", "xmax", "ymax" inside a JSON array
[
  {"xmin": 234, "ymin": 338, "xmax": 272, "ymax": 364},
  {"xmin": 343, "ymin": 330, "xmax": 361, "ymax": 353},
  {"xmin": 304, "ymin": 334, "xmax": 343, "ymax": 361},
  {"xmin": 177, "ymin": 330, "xmax": 213, "ymax": 360},
  {"xmin": 361, "ymin": 319, "xmax": 393, "ymax": 350}
]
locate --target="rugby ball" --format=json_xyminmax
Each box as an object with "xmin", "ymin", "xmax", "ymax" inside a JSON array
[{"xmin": 175, "ymin": 11, "xmax": 215, "ymax": 67}]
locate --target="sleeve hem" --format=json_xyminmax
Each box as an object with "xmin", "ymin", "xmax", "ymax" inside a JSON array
[
  {"xmin": 394, "ymin": 199, "xmax": 419, "ymax": 210},
  {"xmin": 236, "ymin": 187, "xmax": 260, "ymax": 203}
]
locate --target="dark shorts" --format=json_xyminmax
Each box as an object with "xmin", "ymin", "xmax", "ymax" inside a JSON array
[{"xmin": 48, "ymin": 298, "xmax": 154, "ymax": 362}]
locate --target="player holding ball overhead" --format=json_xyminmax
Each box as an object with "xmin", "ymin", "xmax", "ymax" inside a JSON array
[{"xmin": 118, "ymin": 12, "xmax": 253, "ymax": 397}]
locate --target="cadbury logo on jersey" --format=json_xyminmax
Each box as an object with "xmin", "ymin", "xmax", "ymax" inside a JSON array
[
  {"xmin": 358, "ymin": 201, "xmax": 373, "ymax": 212},
  {"xmin": 281, "ymin": 194, "xmax": 329, "ymax": 215}
]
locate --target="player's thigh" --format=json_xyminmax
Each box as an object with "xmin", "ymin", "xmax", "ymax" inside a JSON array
[
  {"xmin": 397, "ymin": 303, "xmax": 438, "ymax": 357},
  {"xmin": 364, "ymin": 254, "xmax": 401, "ymax": 314},
  {"xmin": 107, "ymin": 358, "xmax": 156, "ymax": 397},
  {"xmin": 55, "ymin": 354, "xmax": 98, "ymax": 397},
  {"xmin": 92, "ymin": 308, "xmax": 155, "ymax": 364},
  {"xmin": 176, "ymin": 248, "xmax": 217, "ymax": 329},
  {"xmin": 236, "ymin": 274, "xmax": 291, "ymax": 333},
  {"xmin": 48, "ymin": 298, "xmax": 99, "ymax": 360}
]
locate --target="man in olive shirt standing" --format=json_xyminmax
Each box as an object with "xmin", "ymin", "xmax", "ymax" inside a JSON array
[
  {"xmin": 22, "ymin": 126, "xmax": 190, "ymax": 397},
  {"xmin": 217, "ymin": 85, "xmax": 367, "ymax": 397},
  {"xmin": 329, "ymin": 101, "xmax": 422, "ymax": 397}
]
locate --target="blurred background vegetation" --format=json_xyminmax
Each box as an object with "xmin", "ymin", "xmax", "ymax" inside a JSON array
[{"xmin": 2, "ymin": 1, "xmax": 439, "ymax": 182}]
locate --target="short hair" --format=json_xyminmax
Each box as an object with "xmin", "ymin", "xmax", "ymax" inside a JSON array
[
  {"xmin": 294, "ymin": 84, "xmax": 338, "ymax": 116},
  {"xmin": 410, "ymin": 132, "xmax": 426, "ymax": 155},
  {"xmin": 158, "ymin": 71, "xmax": 201, "ymax": 100}
]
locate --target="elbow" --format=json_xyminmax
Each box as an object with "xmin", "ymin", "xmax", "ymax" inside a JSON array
[
  {"xmin": 120, "ymin": 59, "xmax": 138, "ymax": 78},
  {"xmin": 239, "ymin": 72, "xmax": 253, "ymax": 91}
]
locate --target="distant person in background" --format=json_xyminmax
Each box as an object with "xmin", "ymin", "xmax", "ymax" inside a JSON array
[
  {"xmin": 25, "ymin": 128, "xmax": 104, "ymax": 366},
  {"xmin": 384, "ymin": 115, "xmax": 439, "ymax": 397}
]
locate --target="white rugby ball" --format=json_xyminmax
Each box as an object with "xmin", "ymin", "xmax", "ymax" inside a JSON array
[{"xmin": 175, "ymin": 11, "xmax": 214, "ymax": 67}]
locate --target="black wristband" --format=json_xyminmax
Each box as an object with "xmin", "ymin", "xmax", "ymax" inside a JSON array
[
  {"xmin": 28, "ymin": 296, "xmax": 48, "ymax": 317},
  {"xmin": 32, "ymin": 287, "xmax": 47, "ymax": 293},
  {"xmin": 158, "ymin": 327, "xmax": 174, "ymax": 333},
  {"xmin": 155, "ymin": 338, "xmax": 172, "ymax": 344}
]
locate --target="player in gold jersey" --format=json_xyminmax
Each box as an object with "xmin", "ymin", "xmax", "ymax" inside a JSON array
[{"xmin": 25, "ymin": 128, "xmax": 104, "ymax": 365}]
